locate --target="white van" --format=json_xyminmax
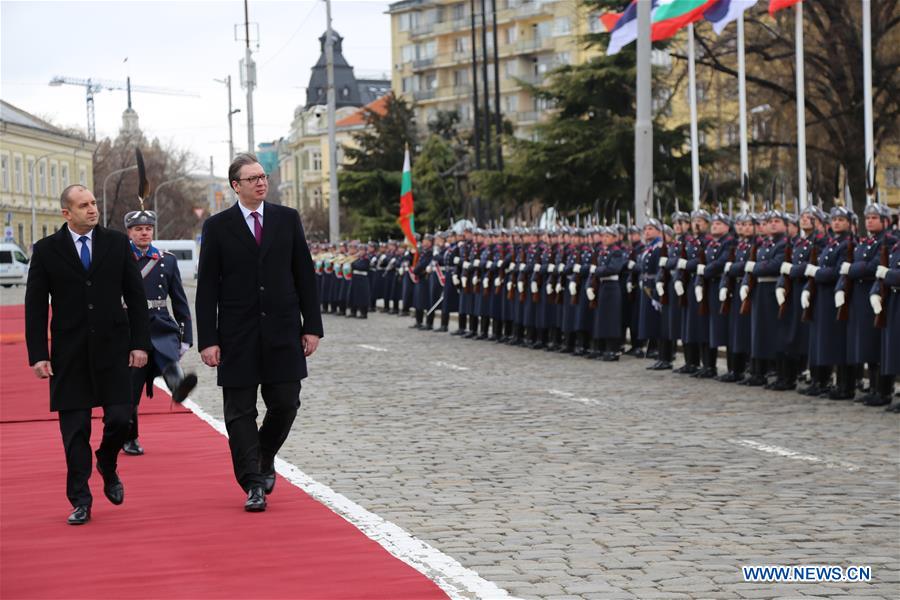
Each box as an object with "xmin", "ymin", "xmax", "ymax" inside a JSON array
[
  {"xmin": 153, "ymin": 239, "xmax": 198, "ymax": 280},
  {"xmin": 0, "ymin": 242, "xmax": 30, "ymax": 287}
]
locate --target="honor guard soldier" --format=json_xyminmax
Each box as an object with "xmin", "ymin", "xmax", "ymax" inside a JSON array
[
  {"xmin": 123, "ymin": 209, "xmax": 197, "ymax": 455},
  {"xmin": 870, "ymin": 233, "xmax": 900, "ymax": 411}
]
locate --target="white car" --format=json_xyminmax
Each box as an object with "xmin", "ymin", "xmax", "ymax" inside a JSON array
[
  {"xmin": 0, "ymin": 242, "xmax": 29, "ymax": 287},
  {"xmin": 153, "ymin": 239, "xmax": 198, "ymax": 280}
]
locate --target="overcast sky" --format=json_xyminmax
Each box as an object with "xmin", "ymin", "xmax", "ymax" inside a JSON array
[{"xmin": 1, "ymin": 0, "xmax": 393, "ymax": 177}]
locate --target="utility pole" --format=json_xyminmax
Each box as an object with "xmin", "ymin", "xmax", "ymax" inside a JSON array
[
  {"xmin": 214, "ymin": 76, "xmax": 240, "ymax": 160},
  {"xmin": 240, "ymin": 0, "xmax": 256, "ymax": 155},
  {"xmin": 325, "ymin": 0, "xmax": 339, "ymax": 243},
  {"xmin": 469, "ymin": 0, "xmax": 481, "ymax": 169},
  {"xmin": 634, "ymin": 0, "xmax": 652, "ymax": 226},
  {"xmin": 490, "ymin": 0, "xmax": 502, "ymax": 171},
  {"xmin": 479, "ymin": 0, "xmax": 491, "ymax": 170}
]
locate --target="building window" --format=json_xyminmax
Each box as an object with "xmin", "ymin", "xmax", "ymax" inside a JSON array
[
  {"xmin": 38, "ymin": 160, "xmax": 47, "ymax": 196},
  {"xmin": 453, "ymin": 69, "xmax": 468, "ymax": 86},
  {"xmin": 588, "ymin": 12, "xmax": 603, "ymax": 34},
  {"xmin": 27, "ymin": 159, "xmax": 34, "ymax": 193},
  {"xmin": 402, "ymin": 44, "xmax": 416, "ymax": 63},
  {"xmin": 504, "ymin": 95, "xmax": 518, "ymax": 112},
  {"xmin": 726, "ymin": 124, "xmax": 739, "ymax": 145},
  {"xmin": 554, "ymin": 17, "xmax": 571, "ymax": 36},
  {"xmin": 79, "ymin": 166, "xmax": 87, "ymax": 185},
  {"xmin": 451, "ymin": 2, "xmax": 465, "ymax": 21},
  {"xmin": 398, "ymin": 13, "xmax": 411, "ymax": 32},
  {"xmin": 555, "ymin": 52, "xmax": 571, "ymax": 66},
  {"xmin": 454, "ymin": 37, "xmax": 468, "ymax": 54},
  {"xmin": 506, "ymin": 26, "xmax": 518, "ymax": 45},
  {"xmin": 50, "ymin": 163, "xmax": 58, "ymax": 197},
  {"xmin": 341, "ymin": 86, "xmax": 350, "ymax": 98},
  {"xmin": 312, "ymin": 187, "xmax": 322, "ymax": 208},
  {"xmin": 14, "ymin": 157, "xmax": 22, "ymax": 193},
  {"xmin": 0, "ymin": 155, "xmax": 8, "ymax": 192},
  {"xmin": 18, "ymin": 223, "xmax": 24, "ymax": 248},
  {"xmin": 886, "ymin": 166, "xmax": 900, "ymax": 188},
  {"xmin": 312, "ymin": 151, "xmax": 322, "ymax": 171},
  {"xmin": 61, "ymin": 163, "xmax": 69, "ymax": 188},
  {"xmin": 42, "ymin": 225, "xmax": 48, "ymax": 239}
]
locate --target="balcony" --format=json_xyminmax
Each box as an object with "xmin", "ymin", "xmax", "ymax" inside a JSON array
[
  {"xmin": 409, "ymin": 22, "xmax": 434, "ymax": 38},
  {"xmin": 516, "ymin": 37, "xmax": 552, "ymax": 53},
  {"xmin": 516, "ymin": 111, "xmax": 540, "ymax": 123},
  {"xmin": 412, "ymin": 57, "xmax": 436, "ymax": 71},
  {"xmin": 452, "ymin": 85, "xmax": 473, "ymax": 97},
  {"xmin": 513, "ymin": 72, "xmax": 544, "ymax": 86},
  {"xmin": 413, "ymin": 89, "xmax": 436, "ymax": 101},
  {"xmin": 517, "ymin": 1, "xmax": 552, "ymax": 18}
]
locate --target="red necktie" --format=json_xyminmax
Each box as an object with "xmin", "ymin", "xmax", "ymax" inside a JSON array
[{"xmin": 250, "ymin": 212, "xmax": 262, "ymax": 246}]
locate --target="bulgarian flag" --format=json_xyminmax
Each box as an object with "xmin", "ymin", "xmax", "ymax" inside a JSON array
[
  {"xmin": 652, "ymin": 0, "xmax": 720, "ymax": 41},
  {"xmin": 398, "ymin": 146, "xmax": 418, "ymax": 262},
  {"xmin": 769, "ymin": 0, "xmax": 801, "ymax": 16}
]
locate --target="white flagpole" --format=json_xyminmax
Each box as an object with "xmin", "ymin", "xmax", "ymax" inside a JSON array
[
  {"xmin": 634, "ymin": 0, "xmax": 653, "ymax": 226},
  {"xmin": 795, "ymin": 1, "xmax": 808, "ymax": 209},
  {"xmin": 862, "ymin": 0, "xmax": 874, "ymax": 200},
  {"xmin": 688, "ymin": 23, "xmax": 700, "ymax": 211},
  {"xmin": 737, "ymin": 11, "xmax": 749, "ymax": 194}
]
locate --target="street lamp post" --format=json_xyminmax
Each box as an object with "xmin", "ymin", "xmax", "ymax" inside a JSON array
[
  {"xmin": 102, "ymin": 165, "xmax": 137, "ymax": 228},
  {"xmin": 151, "ymin": 176, "xmax": 187, "ymax": 235},
  {"xmin": 214, "ymin": 76, "xmax": 241, "ymax": 160}
]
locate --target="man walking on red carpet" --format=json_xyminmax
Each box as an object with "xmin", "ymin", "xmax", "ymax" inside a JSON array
[
  {"xmin": 24, "ymin": 185, "xmax": 151, "ymax": 525},
  {"xmin": 196, "ymin": 153, "xmax": 323, "ymax": 512}
]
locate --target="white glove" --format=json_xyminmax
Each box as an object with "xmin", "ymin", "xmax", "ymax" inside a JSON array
[
  {"xmin": 452, "ymin": 274, "xmax": 461, "ymax": 287},
  {"xmin": 697, "ymin": 264, "xmax": 705, "ymax": 276},
  {"xmin": 626, "ymin": 281, "xmax": 634, "ymax": 294},
  {"xmin": 485, "ymin": 261, "xmax": 493, "ymax": 269},
  {"xmin": 724, "ymin": 261, "xmax": 733, "ymax": 273},
  {"xmin": 546, "ymin": 283, "xmax": 553, "ymax": 295},
  {"xmin": 426, "ymin": 265, "xmax": 433, "ymax": 273},
  {"xmin": 506, "ymin": 281, "xmax": 513, "ymax": 291},
  {"xmin": 179, "ymin": 342, "xmax": 190, "ymax": 358},
  {"xmin": 462, "ymin": 261, "xmax": 470, "ymax": 270},
  {"xmin": 547, "ymin": 263, "xmax": 555, "ymax": 273},
  {"xmin": 461, "ymin": 276, "xmax": 468, "ymax": 288},
  {"xmin": 573, "ymin": 264, "xmax": 582, "ymax": 273},
  {"xmin": 775, "ymin": 287, "xmax": 786, "ymax": 306},
  {"xmin": 555, "ymin": 283, "xmax": 563, "ymax": 294},
  {"xmin": 586, "ymin": 288, "xmax": 596, "ymax": 301},
  {"xmin": 674, "ymin": 280, "xmax": 685, "ymax": 296},
  {"xmin": 656, "ymin": 282, "xmax": 666, "ymax": 297},
  {"xmin": 876, "ymin": 265, "xmax": 889, "ymax": 280},
  {"xmin": 568, "ymin": 282, "xmax": 577, "ymax": 296},
  {"xmin": 453, "ymin": 256, "xmax": 460, "ymax": 265},
  {"xmin": 677, "ymin": 258, "xmax": 687, "ymax": 270},
  {"xmin": 518, "ymin": 263, "xmax": 526, "ymax": 272},
  {"xmin": 739, "ymin": 285, "xmax": 749, "ymax": 302},
  {"xmin": 627, "ymin": 260, "xmax": 636, "ymax": 270},
  {"xmin": 659, "ymin": 257, "xmax": 668, "ymax": 268},
  {"xmin": 780, "ymin": 262, "xmax": 792, "ymax": 276},
  {"xmin": 718, "ymin": 287, "xmax": 728, "ymax": 303},
  {"xmin": 589, "ymin": 264, "xmax": 597, "ymax": 274},
  {"xmin": 473, "ymin": 259, "xmax": 481, "ymax": 268},
  {"xmin": 482, "ymin": 277, "xmax": 489, "ymax": 289},
  {"xmin": 834, "ymin": 290, "xmax": 845, "ymax": 308},
  {"xmin": 496, "ymin": 259, "xmax": 503, "ymax": 269},
  {"xmin": 517, "ymin": 281, "xmax": 525, "ymax": 294},
  {"xmin": 557, "ymin": 263, "xmax": 564, "ymax": 272},
  {"xmin": 870, "ymin": 294, "xmax": 883, "ymax": 315},
  {"xmin": 804, "ymin": 264, "xmax": 819, "ymax": 278},
  {"xmin": 530, "ymin": 281, "xmax": 538, "ymax": 294},
  {"xmin": 494, "ymin": 277, "xmax": 501, "ymax": 287},
  {"xmin": 694, "ymin": 285, "xmax": 704, "ymax": 303},
  {"xmin": 800, "ymin": 289, "xmax": 811, "ymax": 309},
  {"xmin": 744, "ymin": 261, "xmax": 756, "ymax": 273},
  {"xmin": 839, "ymin": 262, "xmax": 851, "ymax": 275}
]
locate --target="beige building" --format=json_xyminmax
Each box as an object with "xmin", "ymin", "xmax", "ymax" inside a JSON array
[
  {"xmin": 388, "ymin": 0, "xmax": 602, "ymax": 139},
  {"xmin": 0, "ymin": 100, "xmax": 96, "ymax": 251}
]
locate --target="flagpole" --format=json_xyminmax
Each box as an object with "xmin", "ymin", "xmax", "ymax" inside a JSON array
[
  {"xmin": 325, "ymin": 0, "xmax": 340, "ymax": 243},
  {"xmin": 737, "ymin": 10, "xmax": 749, "ymax": 199},
  {"xmin": 634, "ymin": 0, "xmax": 652, "ymax": 227},
  {"xmin": 688, "ymin": 23, "xmax": 700, "ymax": 211},
  {"xmin": 795, "ymin": 1, "xmax": 808, "ymax": 210},
  {"xmin": 862, "ymin": 0, "xmax": 874, "ymax": 200}
]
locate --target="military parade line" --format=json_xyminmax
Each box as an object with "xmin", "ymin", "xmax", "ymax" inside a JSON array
[{"xmin": 312, "ymin": 203, "xmax": 900, "ymax": 412}]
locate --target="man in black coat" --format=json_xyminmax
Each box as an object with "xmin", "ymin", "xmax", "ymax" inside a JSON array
[
  {"xmin": 25, "ymin": 184, "xmax": 151, "ymax": 525},
  {"xmin": 196, "ymin": 153, "xmax": 324, "ymax": 512}
]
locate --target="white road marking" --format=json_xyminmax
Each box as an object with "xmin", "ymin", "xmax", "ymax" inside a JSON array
[
  {"xmin": 154, "ymin": 379, "xmax": 516, "ymax": 600},
  {"xmin": 357, "ymin": 344, "xmax": 388, "ymax": 352},
  {"xmin": 547, "ymin": 389, "xmax": 574, "ymax": 398},
  {"xmin": 432, "ymin": 360, "xmax": 469, "ymax": 371},
  {"xmin": 729, "ymin": 439, "xmax": 862, "ymax": 472},
  {"xmin": 548, "ymin": 389, "xmax": 606, "ymax": 407}
]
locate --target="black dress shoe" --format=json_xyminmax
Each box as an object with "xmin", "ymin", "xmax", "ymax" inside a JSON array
[
  {"xmin": 172, "ymin": 373, "xmax": 198, "ymax": 404},
  {"xmin": 630, "ymin": 349, "xmax": 646, "ymax": 358},
  {"xmin": 799, "ymin": 384, "xmax": 823, "ymax": 396},
  {"xmin": 715, "ymin": 371, "xmax": 738, "ymax": 383},
  {"xmin": 450, "ymin": 329, "xmax": 465, "ymax": 336},
  {"xmin": 96, "ymin": 464, "xmax": 124, "ymax": 505},
  {"xmin": 864, "ymin": 395, "xmax": 891, "ymax": 407},
  {"xmin": 648, "ymin": 361, "xmax": 672, "ymax": 371},
  {"xmin": 122, "ymin": 439, "xmax": 144, "ymax": 456},
  {"xmin": 828, "ymin": 389, "xmax": 854, "ymax": 400},
  {"xmin": 245, "ymin": 487, "xmax": 267, "ymax": 512},
  {"xmin": 260, "ymin": 458, "xmax": 276, "ymax": 495},
  {"xmin": 674, "ymin": 364, "xmax": 699, "ymax": 375},
  {"xmin": 771, "ymin": 380, "xmax": 796, "ymax": 391},
  {"xmin": 67, "ymin": 505, "xmax": 91, "ymax": 525},
  {"xmin": 601, "ymin": 352, "xmax": 620, "ymax": 362},
  {"xmin": 886, "ymin": 402, "xmax": 900, "ymax": 413},
  {"xmin": 696, "ymin": 368, "xmax": 717, "ymax": 379},
  {"xmin": 436, "ymin": 326, "xmax": 449, "ymax": 333},
  {"xmin": 646, "ymin": 350, "xmax": 659, "ymax": 359}
]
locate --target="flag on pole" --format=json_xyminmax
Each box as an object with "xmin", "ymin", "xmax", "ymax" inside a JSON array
[
  {"xmin": 398, "ymin": 146, "xmax": 418, "ymax": 262},
  {"xmin": 597, "ymin": 11, "xmax": 624, "ymax": 33},
  {"xmin": 606, "ymin": 0, "xmax": 645, "ymax": 55},
  {"xmin": 652, "ymin": 0, "xmax": 719, "ymax": 41},
  {"xmin": 704, "ymin": 0, "xmax": 758, "ymax": 35},
  {"xmin": 769, "ymin": 0, "xmax": 801, "ymax": 16}
]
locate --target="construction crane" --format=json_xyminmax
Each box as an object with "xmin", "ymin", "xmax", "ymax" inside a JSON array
[{"xmin": 48, "ymin": 76, "xmax": 196, "ymax": 141}]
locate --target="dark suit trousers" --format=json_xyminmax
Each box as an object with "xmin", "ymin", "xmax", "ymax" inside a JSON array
[
  {"xmin": 223, "ymin": 382, "xmax": 301, "ymax": 491},
  {"xmin": 58, "ymin": 404, "xmax": 133, "ymax": 507}
]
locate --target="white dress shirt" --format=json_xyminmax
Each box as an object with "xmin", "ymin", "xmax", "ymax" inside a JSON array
[
  {"xmin": 68, "ymin": 225, "xmax": 94, "ymax": 260},
  {"xmin": 237, "ymin": 201, "xmax": 264, "ymax": 236}
]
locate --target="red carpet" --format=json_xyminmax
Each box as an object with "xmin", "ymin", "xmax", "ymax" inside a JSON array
[{"xmin": 0, "ymin": 305, "xmax": 447, "ymax": 599}]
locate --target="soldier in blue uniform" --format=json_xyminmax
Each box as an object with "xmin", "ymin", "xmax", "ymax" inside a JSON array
[
  {"xmin": 677, "ymin": 210, "xmax": 712, "ymax": 376},
  {"xmin": 717, "ymin": 213, "xmax": 757, "ymax": 383},
  {"xmin": 588, "ymin": 227, "xmax": 628, "ymax": 360},
  {"xmin": 624, "ymin": 225, "xmax": 646, "ymax": 356},
  {"xmin": 411, "ymin": 234, "xmax": 433, "ymax": 329},
  {"xmin": 438, "ymin": 232, "xmax": 460, "ymax": 332},
  {"xmin": 123, "ymin": 209, "xmax": 196, "ymax": 455},
  {"xmin": 695, "ymin": 210, "xmax": 735, "ymax": 378},
  {"xmin": 654, "ymin": 212, "xmax": 690, "ymax": 370},
  {"xmin": 870, "ymin": 235, "xmax": 900, "ymax": 411},
  {"xmin": 639, "ymin": 220, "xmax": 665, "ymax": 368},
  {"xmin": 347, "ymin": 244, "xmax": 371, "ymax": 318}
]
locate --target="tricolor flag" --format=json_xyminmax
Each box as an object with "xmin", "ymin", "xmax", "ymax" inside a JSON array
[
  {"xmin": 704, "ymin": 0, "xmax": 758, "ymax": 35},
  {"xmin": 607, "ymin": 0, "xmax": 720, "ymax": 55},
  {"xmin": 397, "ymin": 146, "xmax": 418, "ymax": 261},
  {"xmin": 769, "ymin": 0, "xmax": 802, "ymax": 16},
  {"xmin": 597, "ymin": 11, "xmax": 624, "ymax": 33}
]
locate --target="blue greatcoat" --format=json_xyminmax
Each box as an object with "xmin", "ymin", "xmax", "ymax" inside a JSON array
[
  {"xmin": 876, "ymin": 240, "xmax": 900, "ymax": 375},
  {"xmin": 806, "ymin": 232, "xmax": 851, "ymax": 367},
  {"xmin": 637, "ymin": 239, "xmax": 662, "ymax": 340},
  {"xmin": 745, "ymin": 234, "xmax": 787, "ymax": 360},
  {"xmin": 348, "ymin": 255, "xmax": 371, "ymax": 310},
  {"xmin": 591, "ymin": 244, "xmax": 627, "ymax": 340},
  {"xmin": 682, "ymin": 234, "xmax": 710, "ymax": 345},
  {"xmin": 700, "ymin": 234, "xmax": 735, "ymax": 348},
  {"xmin": 721, "ymin": 238, "xmax": 755, "ymax": 355}
]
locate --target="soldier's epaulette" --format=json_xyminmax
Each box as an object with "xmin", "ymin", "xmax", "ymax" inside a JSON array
[{"xmin": 162, "ymin": 250, "xmax": 176, "ymax": 257}]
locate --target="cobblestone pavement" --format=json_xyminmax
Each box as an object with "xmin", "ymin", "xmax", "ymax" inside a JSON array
[{"xmin": 6, "ymin": 283, "xmax": 899, "ymax": 599}]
